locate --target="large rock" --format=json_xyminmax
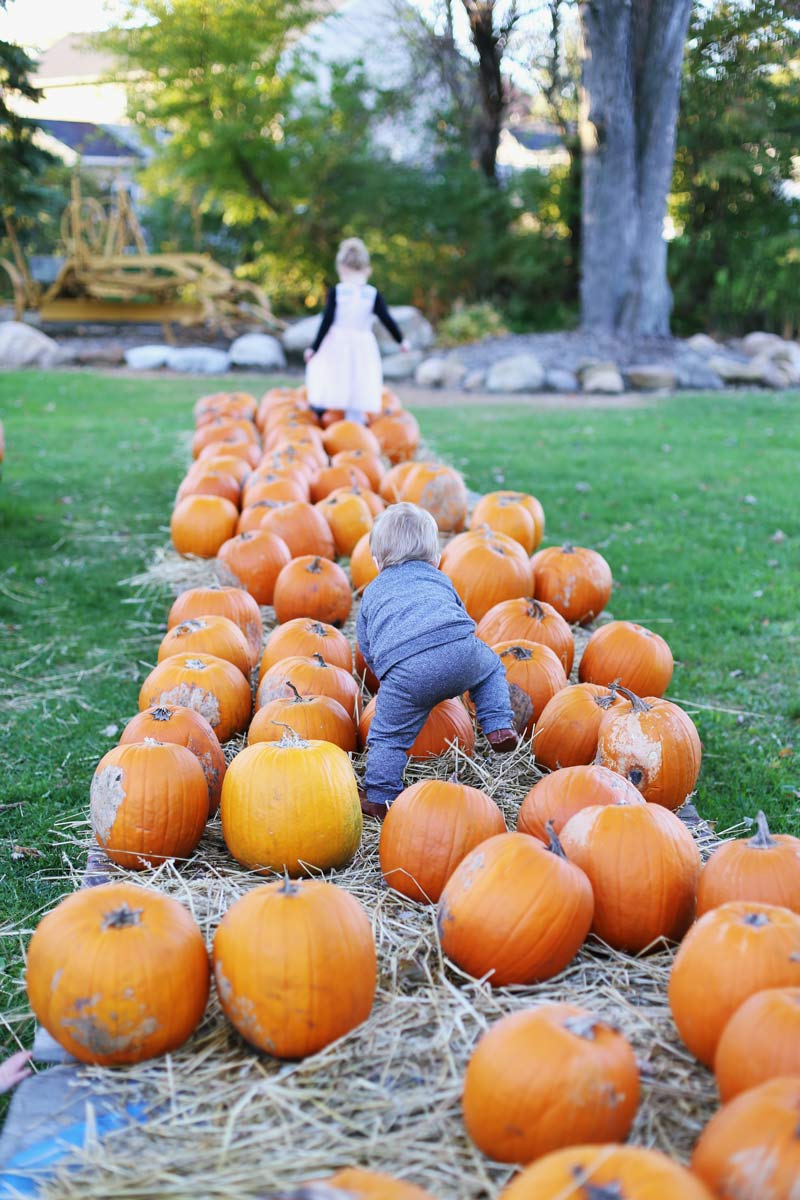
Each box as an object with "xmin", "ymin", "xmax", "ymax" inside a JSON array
[
  {"xmin": 441, "ymin": 358, "xmax": 467, "ymax": 389},
  {"xmin": 165, "ymin": 347, "xmax": 230, "ymax": 374},
  {"xmin": 486, "ymin": 353, "xmax": 545, "ymax": 393},
  {"xmin": 124, "ymin": 344, "xmax": 171, "ymax": 370},
  {"xmin": 686, "ymin": 333, "xmax": 719, "ymax": 357},
  {"xmin": 415, "ymin": 356, "xmax": 448, "ymax": 387},
  {"xmin": 0, "ymin": 321, "xmax": 62, "ymax": 368},
  {"xmin": 382, "ymin": 351, "xmax": 421, "ymax": 380},
  {"xmin": 228, "ymin": 333, "xmax": 286, "ymax": 369},
  {"xmin": 281, "ymin": 315, "xmax": 321, "ymax": 355},
  {"xmin": 675, "ymin": 361, "xmax": 725, "ymax": 390},
  {"xmin": 463, "ymin": 368, "xmax": 487, "ymax": 392},
  {"xmin": 545, "ymin": 367, "xmax": 579, "ymax": 393},
  {"xmin": 740, "ymin": 331, "xmax": 787, "ymax": 358},
  {"xmin": 625, "ymin": 364, "xmax": 677, "ymax": 391},
  {"xmin": 769, "ymin": 342, "xmax": 800, "ymax": 382},
  {"xmin": 750, "ymin": 354, "xmax": 796, "ymax": 388},
  {"xmin": 375, "ymin": 306, "xmax": 435, "ymax": 354},
  {"xmin": 580, "ymin": 362, "xmax": 625, "ymax": 394},
  {"xmin": 707, "ymin": 354, "xmax": 785, "ymax": 387}
]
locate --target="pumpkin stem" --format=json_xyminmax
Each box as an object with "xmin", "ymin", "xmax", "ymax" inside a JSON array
[
  {"xmin": 150, "ymin": 706, "xmax": 173, "ymax": 722},
  {"xmin": 525, "ymin": 598, "xmax": 545, "ymax": 620},
  {"xmin": 311, "ymin": 652, "xmax": 328, "ymax": 668},
  {"xmin": 570, "ymin": 1169, "xmax": 624, "ymax": 1200},
  {"xmin": 501, "ymin": 645, "xmax": 533, "ymax": 662},
  {"xmin": 278, "ymin": 868, "xmax": 300, "ymax": 896},
  {"xmin": 102, "ymin": 903, "xmax": 144, "ymax": 930},
  {"xmin": 615, "ymin": 685, "xmax": 651, "ymax": 713},
  {"xmin": 561, "ymin": 543, "xmax": 576, "ymax": 554},
  {"xmin": 274, "ymin": 723, "xmax": 309, "ymax": 748},
  {"xmin": 595, "ymin": 679, "xmax": 621, "ymax": 709},
  {"xmin": 545, "ymin": 820, "xmax": 568, "ymax": 860},
  {"xmin": 309, "ymin": 621, "xmax": 328, "ymax": 636},
  {"xmin": 307, "ymin": 557, "xmax": 322, "ymax": 575},
  {"xmin": 742, "ymin": 911, "xmax": 771, "ymax": 928},
  {"xmin": 285, "ymin": 682, "xmax": 307, "ymax": 705},
  {"xmin": 749, "ymin": 811, "xmax": 776, "ymax": 849},
  {"xmin": 562, "ymin": 1013, "xmax": 603, "ymax": 1041}
]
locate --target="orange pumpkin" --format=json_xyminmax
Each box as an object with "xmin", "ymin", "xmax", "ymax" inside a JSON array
[
  {"xmin": 517, "ymin": 764, "xmax": 644, "ymax": 841},
  {"xmin": 260, "ymin": 617, "xmax": 353, "ymax": 677},
  {"xmin": 530, "ymin": 544, "xmax": 612, "ymax": 624},
  {"xmin": 26, "ymin": 882, "xmax": 210, "ymax": 1066},
  {"xmin": 273, "ymin": 555, "xmax": 353, "ymax": 628},
  {"xmin": 697, "ymin": 810, "xmax": 800, "ymax": 917},
  {"xmin": 441, "ymin": 527, "xmax": 531, "ymax": 622},
  {"xmin": 191, "ymin": 418, "xmax": 258, "ymax": 459},
  {"xmin": 139, "ymin": 652, "xmax": 252, "ymax": 743},
  {"xmin": 470, "ymin": 491, "xmax": 545, "ymax": 554},
  {"xmin": 379, "ymin": 460, "xmax": 417, "ymax": 503},
  {"xmin": 198, "ymin": 438, "xmax": 260, "ymax": 469},
  {"xmin": 492, "ymin": 640, "xmax": 568, "ymax": 734},
  {"xmin": 498, "ymin": 1145, "xmax": 714, "ymax": 1200},
  {"xmin": 239, "ymin": 475, "xmax": 307, "ymax": 506},
  {"xmin": 309, "ymin": 463, "xmax": 371, "ymax": 503},
  {"xmin": 212, "ymin": 877, "xmax": 375, "ymax": 1057},
  {"xmin": 668, "ymin": 901, "xmax": 800, "ymax": 1065},
  {"xmin": 328, "ymin": 483, "xmax": 385, "ymax": 517},
  {"xmin": 559, "ymin": 800, "xmax": 701, "ymax": 952},
  {"xmin": 316, "ymin": 491, "xmax": 374, "ymax": 557},
  {"xmin": 317, "ymin": 1168, "xmax": 433, "ymax": 1199},
  {"xmin": 170, "ymin": 494, "xmax": 239, "ymax": 558},
  {"xmin": 119, "ymin": 703, "xmax": 226, "ymax": 815},
  {"xmin": 379, "ymin": 778, "xmax": 506, "ymax": 903},
  {"xmin": 322, "ymin": 419, "xmax": 382, "ymax": 458},
  {"xmin": 692, "ymin": 1077, "xmax": 800, "ymax": 1199},
  {"xmin": 532, "ymin": 683, "xmax": 622, "ymax": 771},
  {"xmin": 596, "ymin": 686, "xmax": 702, "ymax": 810},
  {"xmin": 157, "ymin": 614, "xmax": 252, "ymax": 680},
  {"xmin": 437, "ymin": 830, "xmax": 593, "ymax": 986},
  {"xmin": 167, "ymin": 585, "xmax": 263, "ymax": 667},
  {"xmin": 476, "ymin": 597, "xmax": 574, "ymax": 674},
  {"xmin": 463, "ymin": 1004, "xmax": 639, "ymax": 1163},
  {"xmin": 579, "ymin": 620, "xmax": 674, "ymax": 697},
  {"xmin": 256, "ymin": 652, "xmax": 361, "ymax": 721},
  {"xmin": 90, "ymin": 741, "xmax": 208, "ymax": 869},
  {"xmin": 714, "ymin": 987, "xmax": 800, "ymax": 1100},
  {"xmin": 331, "ymin": 449, "xmax": 386, "ymax": 491},
  {"xmin": 216, "ymin": 530, "xmax": 292, "ymax": 606},
  {"xmin": 355, "ymin": 644, "xmax": 380, "ymax": 693},
  {"xmin": 195, "ymin": 453, "xmax": 251, "ymax": 485},
  {"xmin": 399, "ymin": 462, "xmax": 468, "ymax": 532},
  {"xmin": 349, "ymin": 532, "xmax": 379, "ymax": 592},
  {"xmin": 252, "ymin": 499, "xmax": 336, "ymax": 560},
  {"xmin": 195, "ymin": 390, "xmax": 256, "ymax": 421},
  {"xmin": 358, "ymin": 696, "xmax": 475, "ymax": 758},
  {"xmin": 175, "ymin": 469, "xmax": 241, "ymax": 508},
  {"xmin": 370, "ymin": 411, "xmax": 420, "ymax": 463},
  {"xmin": 248, "ymin": 686, "xmax": 357, "ymax": 752},
  {"xmin": 220, "ymin": 733, "xmax": 362, "ymax": 875}
]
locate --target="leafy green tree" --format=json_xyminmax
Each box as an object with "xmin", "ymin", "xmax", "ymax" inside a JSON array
[{"xmin": 0, "ymin": 30, "xmax": 55, "ymax": 217}]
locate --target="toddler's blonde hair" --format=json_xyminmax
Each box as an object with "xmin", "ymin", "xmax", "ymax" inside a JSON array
[
  {"xmin": 336, "ymin": 237, "xmax": 371, "ymax": 273},
  {"xmin": 370, "ymin": 503, "xmax": 440, "ymax": 570}
]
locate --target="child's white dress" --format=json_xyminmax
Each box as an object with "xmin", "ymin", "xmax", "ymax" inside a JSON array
[{"xmin": 306, "ymin": 282, "xmax": 402, "ymax": 415}]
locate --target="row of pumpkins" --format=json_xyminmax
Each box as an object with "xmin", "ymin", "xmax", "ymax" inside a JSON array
[{"xmin": 25, "ymin": 385, "xmax": 800, "ymax": 1200}]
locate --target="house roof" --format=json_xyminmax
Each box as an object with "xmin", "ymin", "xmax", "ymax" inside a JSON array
[
  {"xmin": 33, "ymin": 34, "xmax": 115, "ymax": 81},
  {"xmin": 39, "ymin": 120, "xmax": 142, "ymax": 158}
]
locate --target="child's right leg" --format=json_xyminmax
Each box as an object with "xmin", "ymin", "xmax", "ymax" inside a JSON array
[
  {"xmin": 363, "ymin": 678, "xmax": 432, "ymax": 813},
  {"xmin": 343, "ymin": 407, "xmax": 367, "ymax": 425},
  {"xmin": 467, "ymin": 639, "xmax": 518, "ymax": 748}
]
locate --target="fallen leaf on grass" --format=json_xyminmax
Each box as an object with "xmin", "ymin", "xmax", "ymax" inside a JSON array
[{"xmin": 11, "ymin": 845, "xmax": 43, "ymax": 860}]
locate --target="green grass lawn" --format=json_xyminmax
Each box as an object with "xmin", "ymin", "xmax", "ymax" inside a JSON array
[{"xmin": 0, "ymin": 371, "xmax": 798, "ymax": 1058}]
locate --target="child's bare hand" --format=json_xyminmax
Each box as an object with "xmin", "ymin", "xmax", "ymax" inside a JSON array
[
  {"xmin": 0, "ymin": 1049, "xmax": 32, "ymax": 1093},
  {"xmin": 303, "ymin": 348, "xmax": 315, "ymax": 363},
  {"xmin": 400, "ymin": 339, "xmax": 411, "ymax": 353}
]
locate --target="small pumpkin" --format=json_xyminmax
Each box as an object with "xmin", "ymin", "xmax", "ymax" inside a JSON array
[
  {"xmin": 220, "ymin": 732, "xmax": 362, "ymax": 875},
  {"xmin": 273, "ymin": 556, "xmax": 353, "ymax": 628},
  {"xmin": 369, "ymin": 411, "xmax": 420, "ymax": 463},
  {"xmin": 476, "ymin": 597, "xmax": 574, "ymax": 674},
  {"xmin": 492, "ymin": 640, "xmax": 568, "ymax": 734},
  {"xmin": 440, "ymin": 527, "xmax": 531, "ymax": 622},
  {"xmin": 260, "ymin": 618, "xmax": 353, "ymax": 677},
  {"xmin": 437, "ymin": 829, "xmax": 594, "ymax": 986},
  {"xmin": 498, "ymin": 1144, "xmax": 714, "ymax": 1200},
  {"xmin": 399, "ymin": 462, "xmax": 468, "ymax": 532},
  {"xmin": 532, "ymin": 683, "xmax": 622, "ymax": 771},
  {"xmin": 517, "ymin": 764, "xmax": 644, "ymax": 841},
  {"xmin": 668, "ymin": 900, "xmax": 800, "ymax": 1065},
  {"xmin": 579, "ymin": 620, "xmax": 674, "ymax": 697},
  {"xmin": 316, "ymin": 491, "xmax": 374, "ymax": 557},
  {"xmin": 692, "ymin": 1077, "xmax": 800, "ymax": 1200},
  {"xmin": 212, "ymin": 877, "xmax": 375, "ymax": 1057},
  {"xmin": 328, "ymin": 483, "xmax": 385, "ymax": 518},
  {"xmin": 558, "ymin": 800, "xmax": 701, "ymax": 953},
  {"xmin": 349, "ymin": 532, "xmax": 379, "ymax": 593},
  {"xmin": 530, "ymin": 543, "xmax": 613, "ymax": 624},
  {"xmin": 358, "ymin": 696, "xmax": 475, "ymax": 758},
  {"xmin": 90, "ymin": 742, "xmax": 208, "ymax": 869},
  {"xmin": 309, "ymin": 463, "xmax": 371, "ymax": 503},
  {"xmin": 249, "ymin": 685, "xmax": 356, "ymax": 752},
  {"xmin": 697, "ymin": 810, "xmax": 800, "ymax": 916},
  {"xmin": 596, "ymin": 686, "xmax": 702, "ymax": 810},
  {"xmin": 199, "ymin": 438, "xmax": 260, "ymax": 468},
  {"xmin": 191, "ymin": 417, "xmax": 258, "ymax": 458},
  {"xmin": 463, "ymin": 1004, "xmax": 639, "ymax": 1163},
  {"xmin": 256, "ymin": 652, "xmax": 361, "ymax": 720},
  {"xmin": 26, "ymin": 882, "xmax": 210, "ymax": 1066},
  {"xmin": 240, "ymin": 474, "xmax": 308, "ymax": 506},
  {"xmin": 170, "ymin": 494, "xmax": 239, "ymax": 558},
  {"xmin": 216, "ymin": 530, "xmax": 292, "ymax": 606},
  {"xmin": 714, "ymin": 987, "xmax": 800, "ymax": 1101},
  {"xmin": 470, "ymin": 491, "xmax": 545, "ymax": 554},
  {"xmin": 322, "ymin": 419, "xmax": 382, "ymax": 458},
  {"xmin": 379, "ymin": 460, "xmax": 417, "ymax": 503},
  {"xmin": 379, "ymin": 777, "xmax": 506, "ymax": 903},
  {"xmin": 119, "ymin": 704, "xmax": 226, "ymax": 815},
  {"xmin": 175, "ymin": 469, "xmax": 241, "ymax": 508},
  {"xmin": 138, "ymin": 652, "xmax": 252, "ymax": 743},
  {"xmin": 157, "ymin": 614, "xmax": 252, "ymax": 680},
  {"xmin": 167, "ymin": 586, "xmax": 263, "ymax": 667},
  {"xmin": 331, "ymin": 448, "xmax": 385, "ymax": 491},
  {"xmin": 252, "ymin": 499, "xmax": 336, "ymax": 560}
]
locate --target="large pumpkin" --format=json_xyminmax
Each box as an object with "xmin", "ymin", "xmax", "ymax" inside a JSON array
[
  {"xmin": 309, "ymin": 463, "xmax": 371, "ymax": 503},
  {"xmin": 260, "ymin": 618, "xmax": 353, "ymax": 677},
  {"xmin": 138, "ymin": 652, "xmax": 252, "ymax": 743},
  {"xmin": 157, "ymin": 614, "xmax": 252, "ymax": 680},
  {"xmin": 349, "ymin": 532, "xmax": 379, "ymax": 592},
  {"xmin": 358, "ymin": 696, "xmax": 475, "ymax": 758},
  {"xmin": 370, "ymin": 411, "xmax": 420, "ymax": 463},
  {"xmin": 558, "ymin": 800, "xmax": 701, "ymax": 953},
  {"xmin": 379, "ymin": 460, "xmax": 417, "ymax": 503},
  {"xmin": 462, "ymin": 1004, "xmax": 639, "ymax": 1164},
  {"xmin": 170, "ymin": 494, "xmax": 239, "ymax": 558},
  {"xmin": 532, "ymin": 683, "xmax": 622, "ymax": 771},
  {"xmin": 215, "ymin": 530, "xmax": 292, "ymax": 606},
  {"xmin": 249, "ymin": 687, "xmax": 356, "ymax": 752},
  {"xmin": 331, "ymin": 448, "xmax": 385, "ymax": 491},
  {"xmin": 578, "ymin": 620, "xmax": 674, "ymax": 697},
  {"xmin": 470, "ymin": 491, "xmax": 545, "ymax": 554},
  {"xmin": 90, "ymin": 741, "xmax": 209, "ymax": 869},
  {"xmin": 714, "ymin": 987, "xmax": 800, "ymax": 1101},
  {"xmin": 440, "ymin": 527, "xmax": 531, "ymax": 622},
  {"xmin": 212, "ymin": 877, "xmax": 375, "ymax": 1057},
  {"xmin": 220, "ymin": 733, "xmax": 362, "ymax": 875},
  {"xmin": 119, "ymin": 704, "xmax": 226, "ymax": 815},
  {"xmin": 498, "ymin": 1145, "xmax": 714, "ymax": 1200},
  {"xmin": 379, "ymin": 778, "xmax": 506, "ymax": 903},
  {"xmin": 256, "ymin": 652, "xmax": 361, "ymax": 720},
  {"xmin": 530, "ymin": 544, "xmax": 612, "ymax": 624},
  {"xmin": 476, "ymin": 597, "xmax": 574, "ymax": 674},
  {"xmin": 492, "ymin": 640, "xmax": 568, "ymax": 734},
  {"xmin": 240, "ymin": 474, "xmax": 308, "ymax": 507},
  {"xmin": 273, "ymin": 555, "xmax": 353, "ymax": 627},
  {"xmin": 517, "ymin": 764, "xmax": 644, "ymax": 841},
  {"xmin": 322, "ymin": 418, "xmax": 382, "ymax": 458},
  {"xmin": 437, "ymin": 830, "xmax": 593, "ymax": 986},
  {"xmin": 176, "ymin": 468, "xmax": 241, "ymax": 508},
  {"xmin": 399, "ymin": 462, "xmax": 468, "ymax": 532},
  {"xmin": 668, "ymin": 900, "xmax": 800, "ymax": 1065},
  {"xmin": 26, "ymin": 882, "xmax": 209, "ymax": 1066},
  {"xmin": 316, "ymin": 491, "xmax": 374, "ymax": 557},
  {"xmin": 697, "ymin": 810, "xmax": 800, "ymax": 916},
  {"xmin": 692, "ymin": 1077, "xmax": 800, "ymax": 1199},
  {"xmin": 596, "ymin": 686, "xmax": 702, "ymax": 810},
  {"xmin": 167, "ymin": 586, "xmax": 262, "ymax": 667},
  {"xmin": 252, "ymin": 499, "xmax": 336, "ymax": 560}
]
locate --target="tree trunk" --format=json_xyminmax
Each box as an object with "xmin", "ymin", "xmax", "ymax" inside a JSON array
[
  {"xmin": 461, "ymin": 2, "xmax": 516, "ymax": 184},
  {"xmin": 579, "ymin": 0, "xmax": 692, "ymax": 334}
]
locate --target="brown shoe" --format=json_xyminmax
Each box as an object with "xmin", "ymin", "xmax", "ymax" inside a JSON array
[
  {"xmin": 486, "ymin": 727, "xmax": 519, "ymax": 754},
  {"xmin": 358, "ymin": 788, "xmax": 389, "ymax": 821}
]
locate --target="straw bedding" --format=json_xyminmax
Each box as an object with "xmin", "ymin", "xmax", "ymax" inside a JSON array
[{"xmin": 25, "ymin": 550, "xmax": 731, "ymax": 1199}]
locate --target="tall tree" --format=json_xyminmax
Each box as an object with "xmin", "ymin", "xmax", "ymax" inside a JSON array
[
  {"xmin": 578, "ymin": 0, "xmax": 693, "ymax": 334},
  {"xmin": 0, "ymin": 30, "xmax": 55, "ymax": 216},
  {"xmin": 460, "ymin": 1, "xmax": 521, "ymax": 182}
]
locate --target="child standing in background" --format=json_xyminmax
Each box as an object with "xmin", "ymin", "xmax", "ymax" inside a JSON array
[{"xmin": 304, "ymin": 238, "xmax": 409, "ymax": 422}]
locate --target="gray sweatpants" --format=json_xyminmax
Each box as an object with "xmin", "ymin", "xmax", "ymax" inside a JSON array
[{"xmin": 364, "ymin": 635, "xmax": 514, "ymax": 807}]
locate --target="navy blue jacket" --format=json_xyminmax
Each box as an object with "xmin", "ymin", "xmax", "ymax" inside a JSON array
[{"xmin": 355, "ymin": 560, "xmax": 476, "ymax": 679}]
